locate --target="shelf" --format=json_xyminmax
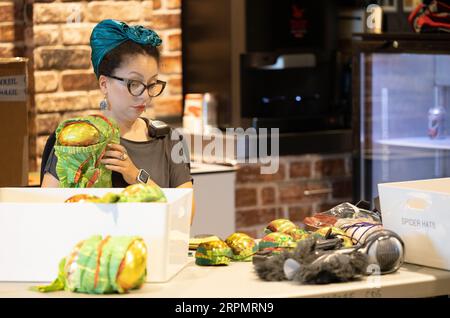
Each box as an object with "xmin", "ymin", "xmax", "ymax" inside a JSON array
[
  {"xmin": 189, "ymin": 161, "xmax": 237, "ymax": 175},
  {"xmin": 376, "ymin": 137, "xmax": 450, "ymax": 150},
  {"xmin": 362, "ymin": 149, "xmax": 439, "ymax": 161},
  {"xmin": 353, "ymin": 33, "xmax": 450, "ymax": 41}
]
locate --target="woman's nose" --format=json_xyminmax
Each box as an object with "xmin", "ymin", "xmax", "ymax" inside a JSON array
[{"xmin": 135, "ymin": 93, "xmax": 150, "ymax": 104}]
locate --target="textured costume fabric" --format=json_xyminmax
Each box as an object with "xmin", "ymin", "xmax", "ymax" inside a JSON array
[
  {"xmin": 254, "ymin": 237, "xmax": 369, "ymax": 284},
  {"xmin": 409, "ymin": 0, "xmax": 450, "ymax": 33}
]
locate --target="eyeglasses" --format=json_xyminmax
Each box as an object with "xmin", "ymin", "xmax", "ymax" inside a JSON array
[{"xmin": 107, "ymin": 75, "xmax": 166, "ymax": 97}]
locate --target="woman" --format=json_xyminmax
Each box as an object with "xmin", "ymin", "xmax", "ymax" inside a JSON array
[{"xmin": 41, "ymin": 19, "xmax": 195, "ymax": 220}]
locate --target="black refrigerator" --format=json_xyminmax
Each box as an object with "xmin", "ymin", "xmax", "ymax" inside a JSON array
[{"xmin": 352, "ymin": 33, "xmax": 450, "ymax": 205}]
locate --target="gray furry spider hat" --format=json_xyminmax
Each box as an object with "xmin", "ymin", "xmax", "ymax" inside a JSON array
[{"xmin": 253, "ymin": 237, "xmax": 369, "ymax": 284}]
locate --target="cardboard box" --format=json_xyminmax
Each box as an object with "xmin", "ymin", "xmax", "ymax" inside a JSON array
[
  {"xmin": 0, "ymin": 58, "xmax": 29, "ymax": 187},
  {"xmin": 378, "ymin": 178, "xmax": 450, "ymax": 271},
  {"xmin": 0, "ymin": 187, "xmax": 193, "ymax": 283}
]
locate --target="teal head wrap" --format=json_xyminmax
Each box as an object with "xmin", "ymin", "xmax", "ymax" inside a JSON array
[{"xmin": 90, "ymin": 19, "xmax": 162, "ymax": 78}]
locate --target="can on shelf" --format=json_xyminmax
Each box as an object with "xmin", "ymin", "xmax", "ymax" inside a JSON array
[{"xmin": 428, "ymin": 87, "xmax": 447, "ymax": 140}]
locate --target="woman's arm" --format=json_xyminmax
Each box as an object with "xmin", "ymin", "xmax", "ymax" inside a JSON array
[
  {"xmin": 41, "ymin": 172, "xmax": 60, "ymax": 187},
  {"xmin": 177, "ymin": 181, "xmax": 195, "ymax": 225}
]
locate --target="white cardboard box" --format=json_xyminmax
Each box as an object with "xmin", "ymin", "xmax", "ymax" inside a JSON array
[
  {"xmin": 0, "ymin": 187, "xmax": 193, "ymax": 283},
  {"xmin": 378, "ymin": 178, "xmax": 450, "ymax": 271}
]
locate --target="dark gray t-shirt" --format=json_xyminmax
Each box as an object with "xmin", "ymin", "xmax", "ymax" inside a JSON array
[{"xmin": 44, "ymin": 128, "xmax": 192, "ymax": 188}]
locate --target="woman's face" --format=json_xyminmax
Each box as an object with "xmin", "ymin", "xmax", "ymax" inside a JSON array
[{"xmin": 100, "ymin": 53, "xmax": 159, "ymax": 123}]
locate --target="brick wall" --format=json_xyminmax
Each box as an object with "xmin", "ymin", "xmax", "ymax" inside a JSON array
[
  {"xmin": 13, "ymin": 0, "xmax": 182, "ymax": 172},
  {"xmin": 235, "ymin": 153, "xmax": 353, "ymax": 238},
  {"xmin": 0, "ymin": 0, "xmax": 26, "ymax": 57}
]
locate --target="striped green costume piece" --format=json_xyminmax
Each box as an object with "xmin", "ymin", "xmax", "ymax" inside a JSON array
[
  {"xmin": 32, "ymin": 235, "xmax": 146, "ymax": 294},
  {"xmin": 195, "ymin": 241, "xmax": 233, "ymax": 266},
  {"xmin": 224, "ymin": 233, "xmax": 258, "ymax": 262},
  {"xmin": 258, "ymin": 232, "xmax": 297, "ymax": 255}
]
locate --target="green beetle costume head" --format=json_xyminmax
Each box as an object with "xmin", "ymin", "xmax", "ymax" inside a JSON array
[
  {"xmin": 54, "ymin": 114, "xmax": 120, "ymax": 188},
  {"xmin": 32, "ymin": 235, "xmax": 147, "ymax": 294}
]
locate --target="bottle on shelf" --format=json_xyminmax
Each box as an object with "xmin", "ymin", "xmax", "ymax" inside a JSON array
[{"xmin": 428, "ymin": 86, "xmax": 447, "ymax": 140}]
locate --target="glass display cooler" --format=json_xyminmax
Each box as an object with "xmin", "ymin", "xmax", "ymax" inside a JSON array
[{"xmin": 352, "ymin": 33, "xmax": 450, "ymax": 204}]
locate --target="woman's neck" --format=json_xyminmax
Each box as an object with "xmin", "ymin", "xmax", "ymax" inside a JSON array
[
  {"xmin": 102, "ymin": 110, "xmax": 138, "ymax": 135},
  {"xmin": 118, "ymin": 118, "xmax": 138, "ymax": 136},
  {"xmin": 102, "ymin": 110, "xmax": 149, "ymax": 141}
]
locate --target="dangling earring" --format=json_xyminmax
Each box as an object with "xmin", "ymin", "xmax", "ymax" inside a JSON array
[{"xmin": 100, "ymin": 96, "xmax": 108, "ymax": 110}]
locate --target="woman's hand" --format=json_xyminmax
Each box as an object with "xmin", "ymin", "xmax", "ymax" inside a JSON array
[{"xmin": 100, "ymin": 143, "xmax": 139, "ymax": 185}]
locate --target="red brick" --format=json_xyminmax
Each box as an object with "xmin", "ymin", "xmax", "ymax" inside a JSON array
[
  {"xmin": 166, "ymin": 0, "xmax": 181, "ymax": 9},
  {"xmin": 236, "ymin": 164, "xmax": 285, "ymax": 183},
  {"xmin": 150, "ymin": 13, "xmax": 180, "ymax": 29},
  {"xmin": 34, "ymin": 71, "xmax": 59, "ymax": 93},
  {"xmin": 236, "ymin": 188, "xmax": 257, "ymax": 208},
  {"xmin": 167, "ymin": 32, "xmax": 181, "ymax": 51},
  {"xmin": 261, "ymin": 187, "xmax": 276, "ymax": 205},
  {"xmin": 34, "ymin": 47, "xmax": 91, "ymax": 70},
  {"xmin": 168, "ymin": 76, "xmax": 182, "ymax": 94},
  {"xmin": 279, "ymin": 181, "xmax": 330, "ymax": 204},
  {"xmin": 289, "ymin": 161, "xmax": 311, "ymax": 178},
  {"xmin": 61, "ymin": 71, "xmax": 98, "ymax": 91},
  {"xmin": 332, "ymin": 178, "xmax": 353, "ymax": 199},
  {"xmin": 279, "ymin": 183, "xmax": 305, "ymax": 203},
  {"xmin": 0, "ymin": 43, "xmax": 14, "ymax": 57},
  {"xmin": 34, "ymin": 3, "xmax": 84, "ymax": 24},
  {"xmin": 236, "ymin": 208, "xmax": 277, "ymax": 228},
  {"xmin": 0, "ymin": 3, "xmax": 14, "ymax": 22},
  {"xmin": 0, "ymin": 23, "xmax": 24, "ymax": 43},
  {"xmin": 0, "ymin": 43, "xmax": 24, "ymax": 57},
  {"xmin": 32, "ymin": 25, "xmax": 59, "ymax": 46},
  {"xmin": 141, "ymin": 1, "xmax": 154, "ymax": 21},
  {"xmin": 153, "ymin": 0, "xmax": 162, "ymax": 10},
  {"xmin": 86, "ymin": 2, "xmax": 140, "ymax": 22},
  {"xmin": 236, "ymin": 165, "xmax": 258, "ymax": 183},
  {"xmin": 35, "ymin": 92, "xmax": 90, "ymax": 113},
  {"xmin": 315, "ymin": 158, "xmax": 346, "ymax": 178},
  {"xmin": 288, "ymin": 206, "xmax": 313, "ymax": 223},
  {"xmin": 61, "ymin": 110, "xmax": 102, "ymax": 121},
  {"xmin": 36, "ymin": 113, "xmax": 61, "ymax": 135},
  {"xmin": 160, "ymin": 54, "xmax": 182, "ymax": 74},
  {"xmin": 61, "ymin": 24, "xmax": 94, "ymax": 45}
]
